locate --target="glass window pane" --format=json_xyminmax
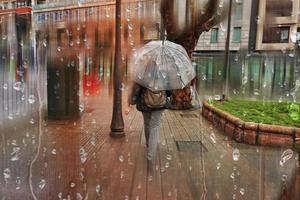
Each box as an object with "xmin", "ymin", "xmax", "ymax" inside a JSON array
[
  {"xmin": 210, "ymin": 28, "xmax": 218, "ymax": 43},
  {"xmin": 234, "ymin": 3, "xmax": 243, "ymax": 20},
  {"xmin": 233, "ymin": 27, "xmax": 241, "ymax": 43}
]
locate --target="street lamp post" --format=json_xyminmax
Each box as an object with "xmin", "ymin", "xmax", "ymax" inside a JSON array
[
  {"xmin": 223, "ymin": 0, "xmax": 233, "ymax": 98},
  {"xmin": 110, "ymin": 0, "xmax": 125, "ymax": 137}
]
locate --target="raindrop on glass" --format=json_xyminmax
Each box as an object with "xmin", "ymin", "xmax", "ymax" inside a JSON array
[
  {"xmin": 3, "ymin": 168, "xmax": 11, "ymax": 181},
  {"xmin": 280, "ymin": 149, "xmax": 293, "ymax": 166},
  {"xmin": 13, "ymin": 82, "xmax": 23, "ymax": 91},
  {"xmin": 11, "ymin": 147, "xmax": 21, "ymax": 161},
  {"xmin": 28, "ymin": 95, "xmax": 36, "ymax": 104},
  {"xmin": 16, "ymin": 177, "xmax": 21, "ymax": 190},
  {"xmin": 70, "ymin": 182, "xmax": 76, "ymax": 188},
  {"xmin": 120, "ymin": 171, "xmax": 124, "ymax": 179},
  {"xmin": 39, "ymin": 179, "xmax": 46, "ymax": 190},
  {"xmin": 79, "ymin": 104, "xmax": 84, "ymax": 112},
  {"xmin": 119, "ymin": 155, "xmax": 124, "ymax": 163},
  {"xmin": 166, "ymin": 154, "xmax": 172, "ymax": 161},
  {"xmin": 3, "ymin": 83, "xmax": 8, "ymax": 90},
  {"xmin": 210, "ymin": 132, "xmax": 217, "ymax": 144},
  {"xmin": 29, "ymin": 118, "xmax": 35, "ymax": 124},
  {"xmin": 8, "ymin": 114, "xmax": 13, "ymax": 120},
  {"xmin": 240, "ymin": 188, "xmax": 245, "ymax": 195},
  {"xmin": 232, "ymin": 148, "xmax": 240, "ymax": 161},
  {"xmin": 96, "ymin": 184, "xmax": 101, "ymax": 194},
  {"xmin": 281, "ymin": 174, "xmax": 288, "ymax": 182},
  {"xmin": 51, "ymin": 149, "xmax": 57, "ymax": 155},
  {"xmin": 216, "ymin": 162, "xmax": 221, "ymax": 170},
  {"xmin": 42, "ymin": 39, "xmax": 47, "ymax": 47},
  {"xmin": 79, "ymin": 147, "xmax": 88, "ymax": 164},
  {"xmin": 230, "ymin": 172, "xmax": 235, "ymax": 179}
]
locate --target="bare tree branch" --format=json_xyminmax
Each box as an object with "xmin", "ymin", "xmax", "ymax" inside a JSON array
[{"xmin": 161, "ymin": 0, "xmax": 228, "ymax": 57}]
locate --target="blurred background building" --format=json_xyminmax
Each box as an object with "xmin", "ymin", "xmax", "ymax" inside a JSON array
[{"xmin": 194, "ymin": 0, "xmax": 300, "ymax": 101}]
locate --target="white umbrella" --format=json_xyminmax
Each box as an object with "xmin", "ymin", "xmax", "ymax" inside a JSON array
[{"xmin": 130, "ymin": 40, "xmax": 196, "ymax": 91}]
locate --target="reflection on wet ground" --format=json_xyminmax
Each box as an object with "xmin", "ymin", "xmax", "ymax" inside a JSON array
[
  {"xmin": 0, "ymin": 1, "xmax": 299, "ymax": 199},
  {"xmin": 0, "ymin": 83, "xmax": 299, "ymax": 199}
]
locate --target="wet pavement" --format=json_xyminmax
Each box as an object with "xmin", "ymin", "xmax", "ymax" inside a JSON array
[{"xmin": 0, "ymin": 83, "xmax": 299, "ymax": 200}]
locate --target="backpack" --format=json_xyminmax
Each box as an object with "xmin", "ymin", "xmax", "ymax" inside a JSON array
[
  {"xmin": 169, "ymin": 83, "xmax": 193, "ymax": 110},
  {"xmin": 143, "ymin": 89, "xmax": 167, "ymax": 109}
]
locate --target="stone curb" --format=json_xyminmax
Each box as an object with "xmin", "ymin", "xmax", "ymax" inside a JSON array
[{"xmin": 202, "ymin": 101, "xmax": 300, "ymax": 147}]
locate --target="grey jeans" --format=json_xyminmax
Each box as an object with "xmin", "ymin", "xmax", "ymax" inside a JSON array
[{"xmin": 142, "ymin": 110, "xmax": 163, "ymax": 161}]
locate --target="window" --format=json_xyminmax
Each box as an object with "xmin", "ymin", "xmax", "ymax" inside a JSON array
[
  {"xmin": 266, "ymin": 0, "xmax": 292, "ymax": 17},
  {"xmin": 234, "ymin": 3, "xmax": 243, "ymax": 20},
  {"xmin": 263, "ymin": 27, "xmax": 290, "ymax": 43},
  {"xmin": 210, "ymin": 28, "xmax": 218, "ymax": 43},
  {"xmin": 232, "ymin": 27, "xmax": 241, "ymax": 43}
]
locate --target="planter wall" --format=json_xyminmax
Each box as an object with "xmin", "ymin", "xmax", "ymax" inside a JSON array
[{"xmin": 202, "ymin": 101, "xmax": 300, "ymax": 147}]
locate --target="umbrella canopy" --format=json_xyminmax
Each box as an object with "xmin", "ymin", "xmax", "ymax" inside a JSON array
[{"xmin": 130, "ymin": 40, "xmax": 196, "ymax": 91}]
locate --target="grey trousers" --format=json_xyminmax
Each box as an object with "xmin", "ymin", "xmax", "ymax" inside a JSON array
[{"xmin": 142, "ymin": 110, "xmax": 163, "ymax": 161}]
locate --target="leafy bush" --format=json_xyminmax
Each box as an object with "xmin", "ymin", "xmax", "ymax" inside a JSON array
[{"xmin": 212, "ymin": 100, "xmax": 300, "ymax": 127}]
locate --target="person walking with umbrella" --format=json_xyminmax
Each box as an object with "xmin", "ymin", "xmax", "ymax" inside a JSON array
[{"xmin": 128, "ymin": 40, "xmax": 196, "ymax": 173}]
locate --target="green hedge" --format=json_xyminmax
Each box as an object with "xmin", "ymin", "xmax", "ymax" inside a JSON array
[{"xmin": 212, "ymin": 100, "xmax": 300, "ymax": 127}]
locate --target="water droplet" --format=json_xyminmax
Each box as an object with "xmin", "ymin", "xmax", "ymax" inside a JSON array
[
  {"xmin": 214, "ymin": 95, "xmax": 221, "ymax": 101},
  {"xmin": 13, "ymin": 82, "xmax": 23, "ymax": 91},
  {"xmin": 281, "ymin": 174, "xmax": 288, "ymax": 182},
  {"xmin": 79, "ymin": 104, "xmax": 84, "ymax": 112},
  {"xmin": 11, "ymin": 147, "xmax": 21, "ymax": 161},
  {"xmin": 280, "ymin": 149, "xmax": 293, "ymax": 166},
  {"xmin": 3, "ymin": 168, "xmax": 11, "ymax": 182},
  {"xmin": 166, "ymin": 154, "xmax": 172, "ymax": 160},
  {"xmin": 29, "ymin": 118, "xmax": 35, "ymax": 124},
  {"xmin": 28, "ymin": 95, "xmax": 36, "ymax": 104},
  {"xmin": 42, "ymin": 39, "xmax": 47, "ymax": 47},
  {"xmin": 79, "ymin": 147, "xmax": 88, "ymax": 164},
  {"xmin": 16, "ymin": 177, "xmax": 21, "ymax": 190},
  {"xmin": 240, "ymin": 188, "xmax": 245, "ymax": 195},
  {"xmin": 165, "ymin": 162, "xmax": 170, "ymax": 168},
  {"xmin": 289, "ymin": 52, "xmax": 295, "ymax": 58},
  {"xmin": 119, "ymin": 155, "xmax": 124, "ymax": 162},
  {"xmin": 120, "ymin": 171, "xmax": 124, "ymax": 179},
  {"xmin": 70, "ymin": 182, "xmax": 76, "ymax": 188},
  {"xmin": 230, "ymin": 172, "xmax": 235, "ymax": 179},
  {"xmin": 8, "ymin": 114, "xmax": 13, "ymax": 120},
  {"xmin": 96, "ymin": 184, "xmax": 101, "ymax": 194},
  {"xmin": 39, "ymin": 179, "xmax": 46, "ymax": 190},
  {"xmin": 57, "ymin": 46, "xmax": 61, "ymax": 52},
  {"xmin": 232, "ymin": 148, "xmax": 240, "ymax": 161},
  {"xmin": 51, "ymin": 149, "xmax": 57, "ymax": 155},
  {"xmin": 3, "ymin": 83, "xmax": 8, "ymax": 90},
  {"xmin": 216, "ymin": 162, "xmax": 221, "ymax": 170},
  {"xmin": 210, "ymin": 132, "xmax": 217, "ymax": 144}
]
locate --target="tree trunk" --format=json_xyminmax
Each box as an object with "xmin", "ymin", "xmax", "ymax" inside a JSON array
[{"xmin": 161, "ymin": 0, "xmax": 227, "ymax": 58}]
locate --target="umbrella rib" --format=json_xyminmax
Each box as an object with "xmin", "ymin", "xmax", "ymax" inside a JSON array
[{"xmin": 165, "ymin": 47, "xmax": 187, "ymax": 89}]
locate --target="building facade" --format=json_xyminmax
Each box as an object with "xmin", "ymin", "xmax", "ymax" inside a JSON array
[{"xmin": 193, "ymin": 0, "xmax": 300, "ymax": 101}]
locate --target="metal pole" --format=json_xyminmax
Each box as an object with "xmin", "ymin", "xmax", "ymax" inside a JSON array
[
  {"xmin": 223, "ymin": 0, "xmax": 233, "ymax": 98},
  {"xmin": 110, "ymin": 0, "xmax": 125, "ymax": 137}
]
